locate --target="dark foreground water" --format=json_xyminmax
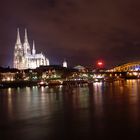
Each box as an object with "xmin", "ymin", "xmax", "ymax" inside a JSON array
[{"xmin": 1, "ymin": 80, "xmax": 140, "ymax": 140}]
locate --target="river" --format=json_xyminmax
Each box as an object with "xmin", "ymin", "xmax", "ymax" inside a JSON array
[{"xmin": 1, "ymin": 80, "xmax": 140, "ymax": 140}]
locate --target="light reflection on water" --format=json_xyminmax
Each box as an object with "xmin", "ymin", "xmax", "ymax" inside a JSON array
[{"xmin": 1, "ymin": 80, "xmax": 140, "ymax": 140}]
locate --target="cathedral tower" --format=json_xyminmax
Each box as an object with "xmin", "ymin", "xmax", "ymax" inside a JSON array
[
  {"xmin": 13, "ymin": 28, "xmax": 24, "ymax": 69},
  {"xmin": 23, "ymin": 29, "xmax": 31, "ymax": 55}
]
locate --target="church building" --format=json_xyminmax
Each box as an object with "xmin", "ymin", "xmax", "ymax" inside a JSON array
[{"xmin": 13, "ymin": 28, "xmax": 49, "ymax": 69}]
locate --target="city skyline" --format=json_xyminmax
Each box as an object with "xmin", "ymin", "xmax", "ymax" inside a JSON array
[{"xmin": 1, "ymin": 0, "xmax": 140, "ymax": 68}]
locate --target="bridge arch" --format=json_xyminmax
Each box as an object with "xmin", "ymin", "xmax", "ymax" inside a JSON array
[{"xmin": 110, "ymin": 62, "xmax": 140, "ymax": 72}]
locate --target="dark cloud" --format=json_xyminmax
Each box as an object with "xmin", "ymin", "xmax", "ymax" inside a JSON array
[{"xmin": 1, "ymin": 0, "xmax": 140, "ymax": 68}]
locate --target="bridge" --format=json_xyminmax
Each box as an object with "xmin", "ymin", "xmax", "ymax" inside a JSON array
[{"xmin": 109, "ymin": 61, "xmax": 140, "ymax": 72}]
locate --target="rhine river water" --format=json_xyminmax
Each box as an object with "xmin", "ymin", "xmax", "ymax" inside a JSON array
[{"xmin": 1, "ymin": 80, "xmax": 140, "ymax": 140}]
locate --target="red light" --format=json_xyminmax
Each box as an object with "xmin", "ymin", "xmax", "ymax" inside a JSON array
[
  {"xmin": 96, "ymin": 60, "xmax": 104, "ymax": 68},
  {"xmin": 98, "ymin": 62, "xmax": 103, "ymax": 66}
]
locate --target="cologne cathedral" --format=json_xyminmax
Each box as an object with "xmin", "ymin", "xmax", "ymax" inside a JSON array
[{"xmin": 13, "ymin": 29, "xmax": 50, "ymax": 69}]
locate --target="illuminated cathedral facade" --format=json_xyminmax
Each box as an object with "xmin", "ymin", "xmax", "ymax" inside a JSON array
[{"xmin": 13, "ymin": 28, "xmax": 50, "ymax": 69}]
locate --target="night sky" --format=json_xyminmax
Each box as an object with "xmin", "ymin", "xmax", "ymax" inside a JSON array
[{"xmin": 1, "ymin": 0, "xmax": 140, "ymax": 68}]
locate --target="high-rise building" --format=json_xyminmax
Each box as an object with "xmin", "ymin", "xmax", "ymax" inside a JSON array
[{"xmin": 13, "ymin": 28, "xmax": 49, "ymax": 69}]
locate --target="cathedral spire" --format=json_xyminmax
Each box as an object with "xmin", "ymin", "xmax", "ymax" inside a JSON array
[
  {"xmin": 23, "ymin": 28, "xmax": 31, "ymax": 54},
  {"xmin": 32, "ymin": 40, "xmax": 36, "ymax": 55},
  {"xmin": 16, "ymin": 28, "xmax": 21, "ymax": 44},
  {"xmin": 14, "ymin": 28, "xmax": 23, "ymax": 69},
  {"xmin": 24, "ymin": 28, "xmax": 29, "ymax": 43}
]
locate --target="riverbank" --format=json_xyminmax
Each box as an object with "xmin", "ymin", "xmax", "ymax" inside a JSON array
[{"xmin": 0, "ymin": 80, "xmax": 38, "ymax": 88}]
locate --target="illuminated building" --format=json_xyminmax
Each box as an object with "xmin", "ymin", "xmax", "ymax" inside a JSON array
[
  {"xmin": 63, "ymin": 60, "xmax": 67, "ymax": 68},
  {"xmin": 13, "ymin": 28, "xmax": 49, "ymax": 69}
]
